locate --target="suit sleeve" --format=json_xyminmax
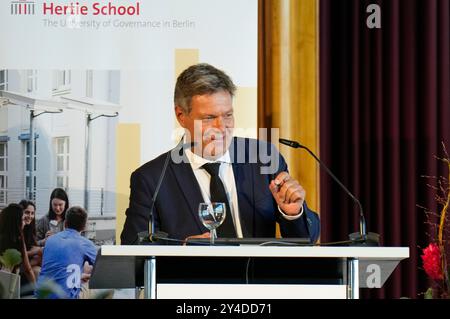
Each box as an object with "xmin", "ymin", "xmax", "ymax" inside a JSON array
[
  {"xmin": 272, "ymin": 144, "xmax": 321, "ymax": 243},
  {"xmin": 278, "ymin": 202, "xmax": 320, "ymax": 243},
  {"xmin": 120, "ymin": 170, "xmax": 153, "ymax": 245}
]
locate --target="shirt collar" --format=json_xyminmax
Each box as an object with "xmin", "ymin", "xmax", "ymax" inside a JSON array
[{"xmin": 185, "ymin": 147, "xmax": 231, "ymax": 170}]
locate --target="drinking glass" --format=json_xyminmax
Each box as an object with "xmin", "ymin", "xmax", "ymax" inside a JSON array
[{"xmin": 198, "ymin": 202, "xmax": 226, "ymax": 245}]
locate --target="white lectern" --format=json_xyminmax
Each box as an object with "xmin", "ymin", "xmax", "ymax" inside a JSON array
[{"xmin": 90, "ymin": 245, "xmax": 409, "ymax": 299}]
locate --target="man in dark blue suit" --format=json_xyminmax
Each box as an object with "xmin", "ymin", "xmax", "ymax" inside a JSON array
[{"xmin": 121, "ymin": 63, "xmax": 320, "ymax": 244}]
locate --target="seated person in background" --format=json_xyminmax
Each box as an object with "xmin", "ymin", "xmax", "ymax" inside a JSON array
[
  {"xmin": 0, "ymin": 203, "xmax": 36, "ymax": 285},
  {"xmin": 19, "ymin": 200, "xmax": 43, "ymax": 278},
  {"xmin": 35, "ymin": 206, "xmax": 98, "ymax": 299},
  {"xmin": 121, "ymin": 63, "xmax": 320, "ymax": 244},
  {"xmin": 36, "ymin": 188, "xmax": 69, "ymax": 246}
]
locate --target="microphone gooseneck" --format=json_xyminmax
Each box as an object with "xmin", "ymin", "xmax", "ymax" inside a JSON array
[
  {"xmin": 279, "ymin": 138, "xmax": 378, "ymax": 246},
  {"xmin": 149, "ymin": 148, "xmax": 172, "ymax": 241},
  {"xmin": 137, "ymin": 140, "xmax": 196, "ymax": 245},
  {"xmin": 136, "ymin": 150, "xmax": 171, "ymax": 245}
]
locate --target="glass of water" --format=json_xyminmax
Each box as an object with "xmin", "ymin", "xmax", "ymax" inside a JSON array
[{"xmin": 198, "ymin": 202, "xmax": 226, "ymax": 245}]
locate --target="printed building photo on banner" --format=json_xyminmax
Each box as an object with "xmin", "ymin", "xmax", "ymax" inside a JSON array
[{"xmin": 0, "ymin": 69, "xmax": 119, "ymax": 244}]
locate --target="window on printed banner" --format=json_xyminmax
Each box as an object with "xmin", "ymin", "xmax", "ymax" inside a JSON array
[
  {"xmin": 0, "ymin": 142, "xmax": 8, "ymax": 205},
  {"xmin": 25, "ymin": 139, "xmax": 37, "ymax": 172},
  {"xmin": 27, "ymin": 70, "xmax": 38, "ymax": 93},
  {"xmin": 55, "ymin": 137, "xmax": 69, "ymax": 189},
  {"xmin": 0, "ymin": 70, "xmax": 8, "ymax": 91},
  {"xmin": 52, "ymin": 70, "xmax": 71, "ymax": 95}
]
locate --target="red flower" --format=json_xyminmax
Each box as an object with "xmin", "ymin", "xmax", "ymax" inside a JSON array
[{"xmin": 422, "ymin": 243, "xmax": 443, "ymax": 280}]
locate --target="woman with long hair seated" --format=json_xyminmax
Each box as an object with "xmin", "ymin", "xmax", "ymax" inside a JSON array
[
  {"xmin": 19, "ymin": 200, "xmax": 43, "ymax": 279},
  {"xmin": 0, "ymin": 203, "xmax": 36, "ymax": 285},
  {"xmin": 36, "ymin": 188, "xmax": 69, "ymax": 246}
]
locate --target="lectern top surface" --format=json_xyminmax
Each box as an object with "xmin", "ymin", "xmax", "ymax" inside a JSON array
[{"xmin": 101, "ymin": 245, "xmax": 409, "ymax": 260}]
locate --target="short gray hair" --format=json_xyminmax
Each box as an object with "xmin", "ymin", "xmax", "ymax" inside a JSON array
[{"xmin": 174, "ymin": 63, "xmax": 237, "ymax": 114}]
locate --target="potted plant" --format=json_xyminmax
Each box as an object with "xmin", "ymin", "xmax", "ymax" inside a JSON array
[{"xmin": 0, "ymin": 248, "xmax": 22, "ymax": 299}]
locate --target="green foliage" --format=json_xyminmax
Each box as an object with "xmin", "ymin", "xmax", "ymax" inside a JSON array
[
  {"xmin": 0, "ymin": 250, "xmax": 21, "ymax": 299},
  {"xmin": 424, "ymin": 287, "xmax": 434, "ymax": 299},
  {"xmin": 91, "ymin": 289, "xmax": 114, "ymax": 299},
  {"xmin": 34, "ymin": 279, "xmax": 67, "ymax": 299},
  {"xmin": 0, "ymin": 249, "xmax": 22, "ymax": 272},
  {"xmin": 34, "ymin": 279, "xmax": 114, "ymax": 299}
]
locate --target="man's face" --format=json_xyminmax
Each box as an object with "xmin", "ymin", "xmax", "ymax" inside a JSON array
[{"xmin": 176, "ymin": 90, "xmax": 234, "ymax": 159}]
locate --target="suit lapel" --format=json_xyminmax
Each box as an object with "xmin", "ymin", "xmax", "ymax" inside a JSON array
[{"xmin": 169, "ymin": 151, "xmax": 205, "ymax": 232}]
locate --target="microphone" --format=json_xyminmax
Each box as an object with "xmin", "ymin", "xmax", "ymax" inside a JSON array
[
  {"xmin": 279, "ymin": 138, "xmax": 379, "ymax": 246},
  {"xmin": 136, "ymin": 140, "xmax": 196, "ymax": 245}
]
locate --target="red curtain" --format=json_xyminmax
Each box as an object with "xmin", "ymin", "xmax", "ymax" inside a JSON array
[{"xmin": 320, "ymin": 0, "xmax": 450, "ymax": 298}]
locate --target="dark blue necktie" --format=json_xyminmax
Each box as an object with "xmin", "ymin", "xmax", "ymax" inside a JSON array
[{"xmin": 202, "ymin": 163, "xmax": 237, "ymax": 238}]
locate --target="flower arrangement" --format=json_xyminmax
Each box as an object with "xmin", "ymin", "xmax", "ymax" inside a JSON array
[{"xmin": 421, "ymin": 143, "xmax": 450, "ymax": 299}]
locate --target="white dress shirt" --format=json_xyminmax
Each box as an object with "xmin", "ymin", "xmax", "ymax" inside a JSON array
[
  {"xmin": 185, "ymin": 149, "xmax": 244, "ymax": 237},
  {"xmin": 185, "ymin": 148, "xmax": 303, "ymax": 238}
]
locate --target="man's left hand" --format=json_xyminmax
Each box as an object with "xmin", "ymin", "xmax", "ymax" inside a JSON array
[{"xmin": 269, "ymin": 172, "xmax": 305, "ymax": 216}]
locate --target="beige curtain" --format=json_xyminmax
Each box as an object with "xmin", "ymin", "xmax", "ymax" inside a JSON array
[{"xmin": 258, "ymin": 0, "xmax": 320, "ymax": 219}]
